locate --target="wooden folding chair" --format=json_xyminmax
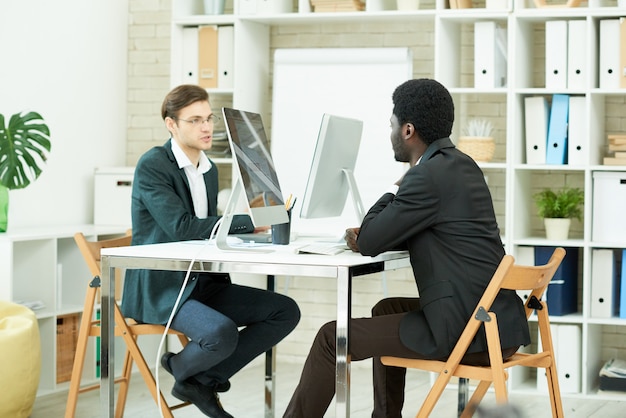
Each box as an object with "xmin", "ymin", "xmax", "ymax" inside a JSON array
[
  {"xmin": 65, "ymin": 232, "xmax": 190, "ymax": 418},
  {"xmin": 381, "ymin": 247, "xmax": 566, "ymax": 418}
]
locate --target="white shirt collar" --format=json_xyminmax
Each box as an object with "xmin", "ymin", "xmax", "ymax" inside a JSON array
[{"xmin": 171, "ymin": 138, "xmax": 212, "ymax": 174}]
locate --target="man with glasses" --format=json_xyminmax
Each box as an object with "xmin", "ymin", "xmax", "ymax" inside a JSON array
[{"xmin": 121, "ymin": 84, "xmax": 300, "ymax": 418}]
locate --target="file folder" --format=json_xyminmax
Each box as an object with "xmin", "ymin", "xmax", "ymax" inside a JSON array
[
  {"xmin": 567, "ymin": 96, "xmax": 586, "ymax": 166},
  {"xmin": 621, "ymin": 18, "xmax": 626, "ymax": 89},
  {"xmin": 545, "ymin": 21, "xmax": 568, "ymax": 89},
  {"xmin": 537, "ymin": 324, "xmax": 581, "ymax": 393},
  {"xmin": 546, "ymin": 94, "xmax": 569, "ymax": 165},
  {"xmin": 591, "ymin": 249, "xmax": 618, "ymax": 318},
  {"xmin": 535, "ymin": 246, "xmax": 578, "ymax": 316},
  {"xmin": 474, "ymin": 21, "xmax": 507, "ymax": 88},
  {"xmin": 198, "ymin": 25, "xmax": 218, "ymax": 89},
  {"xmin": 217, "ymin": 26, "xmax": 234, "ymax": 89},
  {"xmin": 515, "ymin": 246, "xmax": 535, "ymax": 304},
  {"xmin": 182, "ymin": 27, "xmax": 199, "ymax": 84},
  {"xmin": 567, "ymin": 20, "xmax": 587, "ymax": 90},
  {"xmin": 620, "ymin": 249, "xmax": 626, "ymax": 318},
  {"xmin": 599, "ymin": 19, "xmax": 620, "ymax": 89},
  {"xmin": 524, "ymin": 96, "xmax": 549, "ymax": 165}
]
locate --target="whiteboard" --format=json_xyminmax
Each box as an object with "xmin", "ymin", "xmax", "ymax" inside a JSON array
[{"xmin": 270, "ymin": 48, "xmax": 413, "ymax": 236}]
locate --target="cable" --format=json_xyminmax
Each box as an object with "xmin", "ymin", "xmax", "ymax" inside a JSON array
[{"xmin": 155, "ymin": 219, "xmax": 222, "ymax": 416}]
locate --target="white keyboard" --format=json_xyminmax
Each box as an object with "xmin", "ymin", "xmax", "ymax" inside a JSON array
[{"xmin": 296, "ymin": 243, "xmax": 348, "ymax": 256}]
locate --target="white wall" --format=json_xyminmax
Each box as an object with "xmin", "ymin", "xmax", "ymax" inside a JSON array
[{"xmin": 0, "ymin": 0, "xmax": 128, "ymax": 229}]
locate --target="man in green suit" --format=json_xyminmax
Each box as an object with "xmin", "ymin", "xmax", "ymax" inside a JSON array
[{"xmin": 122, "ymin": 84, "xmax": 300, "ymax": 418}]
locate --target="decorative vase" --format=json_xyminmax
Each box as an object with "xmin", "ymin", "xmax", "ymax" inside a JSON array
[
  {"xmin": 544, "ymin": 218, "xmax": 571, "ymax": 240},
  {"xmin": 0, "ymin": 185, "xmax": 8, "ymax": 232},
  {"xmin": 397, "ymin": 0, "xmax": 420, "ymax": 9}
]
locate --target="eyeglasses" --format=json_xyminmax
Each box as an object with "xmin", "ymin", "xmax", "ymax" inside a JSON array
[{"xmin": 175, "ymin": 114, "xmax": 220, "ymax": 126}]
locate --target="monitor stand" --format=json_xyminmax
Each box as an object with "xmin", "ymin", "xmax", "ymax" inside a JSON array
[
  {"xmin": 342, "ymin": 168, "xmax": 365, "ymax": 223},
  {"xmin": 215, "ymin": 179, "xmax": 273, "ymax": 253}
]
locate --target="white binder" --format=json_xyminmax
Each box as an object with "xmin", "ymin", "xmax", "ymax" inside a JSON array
[
  {"xmin": 545, "ymin": 21, "xmax": 568, "ymax": 89},
  {"xmin": 524, "ymin": 96, "xmax": 549, "ymax": 164},
  {"xmin": 591, "ymin": 249, "xmax": 615, "ymax": 319},
  {"xmin": 515, "ymin": 246, "xmax": 535, "ymax": 303},
  {"xmin": 181, "ymin": 27, "xmax": 199, "ymax": 84},
  {"xmin": 217, "ymin": 25, "xmax": 234, "ymax": 89},
  {"xmin": 567, "ymin": 96, "xmax": 587, "ymax": 166},
  {"xmin": 599, "ymin": 19, "xmax": 621, "ymax": 89},
  {"xmin": 537, "ymin": 324, "xmax": 581, "ymax": 393},
  {"xmin": 474, "ymin": 21, "xmax": 507, "ymax": 89},
  {"xmin": 567, "ymin": 20, "xmax": 587, "ymax": 90}
]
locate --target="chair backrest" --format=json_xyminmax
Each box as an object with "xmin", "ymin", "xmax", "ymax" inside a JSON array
[{"xmin": 74, "ymin": 232, "xmax": 132, "ymax": 277}]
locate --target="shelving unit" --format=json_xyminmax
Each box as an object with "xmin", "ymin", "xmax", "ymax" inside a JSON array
[
  {"xmin": 170, "ymin": 0, "xmax": 626, "ymax": 401},
  {"xmin": 0, "ymin": 225, "xmax": 127, "ymax": 396}
]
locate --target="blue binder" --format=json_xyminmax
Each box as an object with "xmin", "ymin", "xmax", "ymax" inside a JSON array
[
  {"xmin": 535, "ymin": 246, "xmax": 578, "ymax": 316},
  {"xmin": 546, "ymin": 94, "xmax": 569, "ymax": 165},
  {"xmin": 620, "ymin": 249, "xmax": 626, "ymax": 318}
]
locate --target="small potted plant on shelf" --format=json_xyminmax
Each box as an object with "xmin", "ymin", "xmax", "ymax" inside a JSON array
[
  {"xmin": 533, "ymin": 187, "xmax": 584, "ymax": 240},
  {"xmin": 0, "ymin": 111, "xmax": 51, "ymax": 232},
  {"xmin": 457, "ymin": 118, "xmax": 495, "ymax": 162}
]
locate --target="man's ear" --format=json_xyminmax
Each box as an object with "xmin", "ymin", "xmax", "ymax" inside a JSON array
[{"xmin": 405, "ymin": 122, "xmax": 414, "ymax": 139}]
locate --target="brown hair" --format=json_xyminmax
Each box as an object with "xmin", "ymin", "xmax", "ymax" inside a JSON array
[{"xmin": 161, "ymin": 84, "xmax": 209, "ymax": 120}]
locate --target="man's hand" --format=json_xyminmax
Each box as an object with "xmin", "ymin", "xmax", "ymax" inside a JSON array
[{"xmin": 345, "ymin": 227, "xmax": 360, "ymax": 253}]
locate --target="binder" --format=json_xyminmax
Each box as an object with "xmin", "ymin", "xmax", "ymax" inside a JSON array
[
  {"xmin": 198, "ymin": 25, "xmax": 219, "ymax": 89},
  {"xmin": 181, "ymin": 27, "xmax": 199, "ymax": 84},
  {"xmin": 621, "ymin": 17, "xmax": 626, "ymax": 89},
  {"xmin": 474, "ymin": 21, "xmax": 507, "ymax": 88},
  {"xmin": 599, "ymin": 19, "xmax": 620, "ymax": 89},
  {"xmin": 524, "ymin": 96, "xmax": 549, "ymax": 165},
  {"xmin": 545, "ymin": 20, "xmax": 568, "ymax": 89},
  {"xmin": 567, "ymin": 96, "xmax": 587, "ymax": 166},
  {"xmin": 621, "ymin": 249, "xmax": 626, "ymax": 318},
  {"xmin": 217, "ymin": 26, "xmax": 234, "ymax": 89},
  {"xmin": 536, "ymin": 324, "xmax": 581, "ymax": 393},
  {"xmin": 590, "ymin": 249, "xmax": 617, "ymax": 318},
  {"xmin": 515, "ymin": 246, "xmax": 535, "ymax": 304},
  {"xmin": 535, "ymin": 246, "xmax": 578, "ymax": 316},
  {"xmin": 546, "ymin": 94, "xmax": 569, "ymax": 165},
  {"xmin": 567, "ymin": 20, "xmax": 587, "ymax": 90}
]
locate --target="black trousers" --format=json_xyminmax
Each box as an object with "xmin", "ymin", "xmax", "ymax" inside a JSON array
[{"xmin": 283, "ymin": 297, "xmax": 518, "ymax": 418}]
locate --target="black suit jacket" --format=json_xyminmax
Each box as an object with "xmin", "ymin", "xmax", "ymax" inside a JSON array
[
  {"xmin": 358, "ymin": 137, "xmax": 530, "ymax": 358},
  {"xmin": 121, "ymin": 139, "xmax": 253, "ymax": 324}
]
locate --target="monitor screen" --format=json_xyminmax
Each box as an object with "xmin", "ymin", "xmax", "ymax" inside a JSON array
[
  {"xmin": 300, "ymin": 113, "xmax": 364, "ymax": 221},
  {"xmin": 222, "ymin": 107, "xmax": 289, "ymax": 227}
]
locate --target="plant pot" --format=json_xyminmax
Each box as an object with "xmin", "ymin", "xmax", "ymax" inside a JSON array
[
  {"xmin": 450, "ymin": 0, "xmax": 472, "ymax": 8},
  {"xmin": 397, "ymin": 0, "xmax": 420, "ymax": 9},
  {"xmin": 0, "ymin": 185, "xmax": 7, "ymax": 233},
  {"xmin": 457, "ymin": 136, "xmax": 495, "ymax": 162},
  {"xmin": 544, "ymin": 218, "xmax": 571, "ymax": 241}
]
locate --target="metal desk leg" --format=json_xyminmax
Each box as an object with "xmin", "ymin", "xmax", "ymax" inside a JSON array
[
  {"xmin": 335, "ymin": 267, "xmax": 352, "ymax": 418},
  {"xmin": 100, "ymin": 257, "xmax": 115, "ymax": 418},
  {"xmin": 265, "ymin": 275, "xmax": 276, "ymax": 418},
  {"xmin": 458, "ymin": 377, "xmax": 469, "ymax": 417}
]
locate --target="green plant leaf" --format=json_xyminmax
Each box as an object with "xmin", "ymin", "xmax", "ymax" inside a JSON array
[
  {"xmin": 0, "ymin": 111, "xmax": 51, "ymax": 190},
  {"xmin": 533, "ymin": 187, "xmax": 584, "ymax": 221}
]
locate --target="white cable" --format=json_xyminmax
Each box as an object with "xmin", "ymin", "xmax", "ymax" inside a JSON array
[{"xmin": 155, "ymin": 219, "xmax": 222, "ymax": 416}]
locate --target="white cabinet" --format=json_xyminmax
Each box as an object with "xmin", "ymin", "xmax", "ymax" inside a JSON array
[
  {"xmin": 0, "ymin": 225, "xmax": 127, "ymax": 395},
  {"xmin": 169, "ymin": 0, "xmax": 626, "ymax": 400}
]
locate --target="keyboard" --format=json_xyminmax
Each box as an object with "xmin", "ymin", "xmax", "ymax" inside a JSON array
[{"xmin": 296, "ymin": 243, "xmax": 348, "ymax": 256}]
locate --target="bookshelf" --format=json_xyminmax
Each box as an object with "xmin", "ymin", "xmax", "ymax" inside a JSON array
[{"xmin": 169, "ymin": 0, "xmax": 626, "ymax": 400}]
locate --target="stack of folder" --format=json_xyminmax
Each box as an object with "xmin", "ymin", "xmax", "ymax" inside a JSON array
[
  {"xmin": 181, "ymin": 25, "xmax": 234, "ymax": 89},
  {"xmin": 603, "ymin": 134, "xmax": 626, "ymax": 166},
  {"xmin": 311, "ymin": 0, "xmax": 365, "ymax": 12}
]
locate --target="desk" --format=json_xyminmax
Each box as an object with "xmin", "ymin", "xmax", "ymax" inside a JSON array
[{"xmin": 99, "ymin": 240, "xmax": 410, "ymax": 418}]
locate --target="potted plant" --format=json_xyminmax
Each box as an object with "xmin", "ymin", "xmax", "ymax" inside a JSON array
[
  {"xmin": 533, "ymin": 187, "xmax": 584, "ymax": 240},
  {"xmin": 457, "ymin": 118, "xmax": 495, "ymax": 162},
  {"xmin": 0, "ymin": 111, "xmax": 51, "ymax": 232}
]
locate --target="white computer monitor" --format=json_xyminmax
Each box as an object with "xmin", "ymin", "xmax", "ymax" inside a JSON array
[
  {"xmin": 300, "ymin": 113, "xmax": 365, "ymax": 223},
  {"xmin": 216, "ymin": 108, "xmax": 289, "ymax": 251}
]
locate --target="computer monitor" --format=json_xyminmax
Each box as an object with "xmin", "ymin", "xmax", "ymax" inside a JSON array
[
  {"xmin": 216, "ymin": 108, "xmax": 289, "ymax": 251},
  {"xmin": 300, "ymin": 113, "xmax": 365, "ymax": 223}
]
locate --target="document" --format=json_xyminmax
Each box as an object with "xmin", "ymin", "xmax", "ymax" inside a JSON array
[
  {"xmin": 217, "ymin": 26, "xmax": 234, "ymax": 89},
  {"xmin": 567, "ymin": 20, "xmax": 587, "ymax": 90},
  {"xmin": 535, "ymin": 246, "xmax": 578, "ymax": 316},
  {"xmin": 546, "ymin": 94, "xmax": 569, "ymax": 165},
  {"xmin": 590, "ymin": 249, "xmax": 617, "ymax": 318},
  {"xmin": 474, "ymin": 21, "xmax": 507, "ymax": 88},
  {"xmin": 567, "ymin": 96, "xmax": 587, "ymax": 166},
  {"xmin": 545, "ymin": 21, "xmax": 568, "ymax": 89},
  {"xmin": 537, "ymin": 324, "xmax": 581, "ymax": 393},
  {"xmin": 599, "ymin": 19, "xmax": 621, "ymax": 89},
  {"xmin": 198, "ymin": 25, "xmax": 218, "ymax": 89},
  {"xmin": 524, "ymin": 96, "xmax": 549, "ymax": 165}
]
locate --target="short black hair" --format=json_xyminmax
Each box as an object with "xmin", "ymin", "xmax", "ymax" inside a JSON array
[{"xmin": 392, "ymin": 79, "xmax": 454, "ymax": 145}]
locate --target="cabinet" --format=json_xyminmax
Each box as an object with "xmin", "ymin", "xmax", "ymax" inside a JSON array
[
  {"xmin": 0, "ymin": 225, "xmax": 127, "ymax": 396},
  {"xmin": 170, "ymin": 0, "xmax": 626, "ymax": 400}
]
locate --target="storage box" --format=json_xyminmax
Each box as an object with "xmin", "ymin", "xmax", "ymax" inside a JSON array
[
  {"xmin": 94, "ymin": 167, "xmax": 135, "ymax": 227},
  {"xmin": 56, "ymin": 314, "xmax": 80, "ymax": 383},
  {"xmin": 592, "ymin": 172, "xmax": 626, "ymax": 243},
  {"xmin": 599, "ymin": 358, "xmax": 626, "ymax": 392}
]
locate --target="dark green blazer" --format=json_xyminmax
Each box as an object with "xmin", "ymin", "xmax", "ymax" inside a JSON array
[
  {"xmin": 121, "ymin": 139, "xmax": 253, "ymax": 324},
  {"xmin": 358, "ymin": 137, "xmax": 530, "ymax": 359}
]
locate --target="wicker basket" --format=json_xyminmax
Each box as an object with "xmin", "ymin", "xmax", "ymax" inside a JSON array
[{"xmin": 457, "ymin": 136, "xmax": 495, "ymax": 162}]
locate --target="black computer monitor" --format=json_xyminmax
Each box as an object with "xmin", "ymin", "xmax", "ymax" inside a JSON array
[{"xmin": 300, "ymin": 113, "xmax": 364, "ymax": 222}]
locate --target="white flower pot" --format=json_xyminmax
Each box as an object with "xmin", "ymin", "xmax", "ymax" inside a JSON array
[{"xmin": 544, "ymin": 218, "xmax": 571, "ymax": 241}]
